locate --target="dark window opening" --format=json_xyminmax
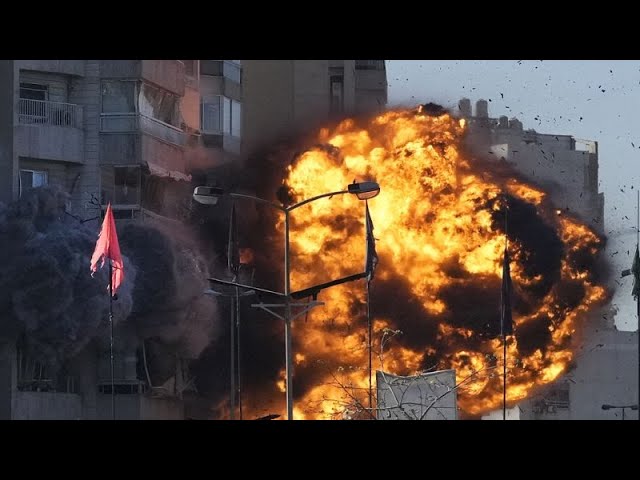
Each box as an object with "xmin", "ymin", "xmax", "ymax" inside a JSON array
[
  {"xmin": 99, "ymin": 384, "xmax": 147, "ymax": 395},
  {"xmin": 101, "ymin": 166, "xmax": 141, "ymax": 206},
  {"xmin": 330, "ymin": 75, "xmax": 344, "ymax": 113},
  {"xmin": 200, "ymin": 60, "xmax": 223, "ymax": 76},
  {"xmin": 101, "ymin": 80, "xmax": 136, "ymax": 114},
  {"xmin": 355, "ymin": 60, "xmax": 385, "ymax": 70},
  {"xmin": 19, "ymin": 169, "xmax": 48, "ymax": 197},
  {"xmin": 20, "ymin": 83, "xmax": 48, "ymax": 101}
]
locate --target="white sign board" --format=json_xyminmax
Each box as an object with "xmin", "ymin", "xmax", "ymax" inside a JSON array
[{"xmin": 376, "ymin": 369, "xmax": 458, "ymax": 420}]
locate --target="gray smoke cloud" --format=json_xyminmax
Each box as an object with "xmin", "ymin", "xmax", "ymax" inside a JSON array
[
  {"xmin": 0, "ymin": 187, "xmax": 135, "ymax": 372},
  {"xmin": 118, "ymin": 218, "xmax": 220, "ymax": 361},
  {"xmin": 0, "ymin": 187, "xmax": 219, "ymax": 381}
]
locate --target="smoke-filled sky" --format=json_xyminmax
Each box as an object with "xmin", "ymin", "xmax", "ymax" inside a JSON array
[{"xmin": 387, "ymin": 60, "xmax": 640, "ymax": 331}]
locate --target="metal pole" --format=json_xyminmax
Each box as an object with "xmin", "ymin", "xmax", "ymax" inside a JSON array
[
  {"xmin": 503, "ymin": 336, "xmax": 507, "ymax": 421},
  {"xmin": 503, "ymin": 206, "xmax": 508, "ymax": 422},
  {"xmin": 108, "ymin": 261, "xmax": 115, "ymax": 421},
  {"xmin": 230, "ymin": 295, "xmax": 235, "ymax": 420},
  {"xmin": 622, "ymin": 407, "xmax": 625, "ymax": 421},
  {"xmin": 236, "ymin": 285, "xmax": 243, "ymax": 420},
  {"xmin": 367, "ymin": 279, "xmax": 372, "ymax": 412},
  {"xmin": 284, "ymin": 210, "xmax": 293, "ymax": 420}
]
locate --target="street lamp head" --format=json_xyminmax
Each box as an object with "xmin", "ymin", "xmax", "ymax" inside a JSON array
[
  {"xmin": 601, "ymin": 404, "xmax": 614, "ymax": 410},
  {"xmin": 193, "ymin": 186, "xmax": 225, "ymax": 205},
  {"xmin": 348, "ymin": 181, "xmax": 380, "ymax": 200},
  {"xmin": 631, "ymin": 405, "xmax": 639, "ymax": 411}
]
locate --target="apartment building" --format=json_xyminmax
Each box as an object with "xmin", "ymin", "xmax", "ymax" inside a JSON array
[
  {"xmin": 242, "ymin": 60, "xmax": 387, "ymax": 159},
  {"xmin": 0, "ymin": 59, "xmax": 388, "ymax": 420}
]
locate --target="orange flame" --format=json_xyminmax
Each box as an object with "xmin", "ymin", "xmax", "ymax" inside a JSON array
[
  {"xmin": 240, "ymin": 248, "xmax": 255, "ymax": 265},
  {"xmin": 265, "ymin": 107, "xmax": 606, "ymax": 419}
]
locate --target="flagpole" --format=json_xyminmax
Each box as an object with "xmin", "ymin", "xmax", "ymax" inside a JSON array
[
  {"xmin": 230, "ymin": 294, "xmax": 236, "ymax": 420},
  {"xmin": 367, "ymin": 278, "xmax": 372, "ymax": 413},
  {"xmin": 503, "ymin": 331, "xmax": 507, "ymax": 421},
  {"xmin": 108, "ymin": 260, "xmax": 115, "ymax": 421},
  {"xmin": 228, "ymin": 202, "xmax": 238, "ymax": 420},
  {"xmin": 503, "ymin": 207, "xmax": 508, "ymax": 421},
  {"xmin": 364, "ymin": 199, "xmax": 377, "ymax": 417},
  {"xmin": 236, "ymin": 285, "xmax": 243, "ymax": 420}
]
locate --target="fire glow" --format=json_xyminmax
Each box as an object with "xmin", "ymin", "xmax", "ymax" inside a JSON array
[{"xmin": 268, "ymin": 107, "xmax": 606, "ymax": 419}]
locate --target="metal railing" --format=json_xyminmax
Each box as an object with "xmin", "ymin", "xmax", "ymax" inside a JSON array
[
  {"xmin": 100, "ymin": 113, "xmax": 185, "ymax": 146},
  {"xmin": 139, "ymin": 114, "xmax": 185, "ymax": 146},
  {"xmin": 18, "ymin": 98, "xmax": 83, "ymax": 128},
  {"xmin": 355, "ymin": 60, "xmax": 385, "ymax": 70}
]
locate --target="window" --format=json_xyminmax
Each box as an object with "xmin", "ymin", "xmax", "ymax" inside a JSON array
[
  {"xmin": 20, "ymin": 83, "xmax": 48, "ymax": 101},
  {"xmin": 101, "ymin": 80, "xmax": 136, "ymax": 114},
  {"xmin": 223, "ymin": 61, "xmax": 241, "ymax": 83},
  {"xmin": 222, "ymin": 97, "xmax": 231, "ymax": 134},
  {"xmin": 182, "ymin": 60, "xmax": 197, "ymax": 77},
  {"xmin": 19, "ymin": 83, "xmax": 49, "ymax": 122},
  {"xmin": 202, "ymin": 98, "xmax": 222, "ymax": 133},
  {"xmin": 201, "ymin": 96, "xmax": 242, "ymax": 138},
  {"xmin": 139, "ymin": 83, "xmax": 179, "ymax": 126},
  {"xmin": 200, "ymin": 60, "xmax": 223, "ymax": 76},
  {"xmin": 19, "ymin": 169, "xmax": 48, "ymax": 197},
  {"xmin": 355, "ymin": 60, "xmax": 385, "ymax": 70},
  {"xmin": 330, "ymin": 75, "xmax": 344, "ymax": 113},
  {"xmin": 101, "ymin": 166, "xmax": 141, "ymax": 206},
  {"xmin": 231, "ymin": 100, "xmax": 241, "ymax": 137}
]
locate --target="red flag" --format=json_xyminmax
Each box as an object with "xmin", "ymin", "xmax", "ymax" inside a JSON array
[{"xmin": 90, "ymin": 203, "xmax": 124, "ymax": 296}]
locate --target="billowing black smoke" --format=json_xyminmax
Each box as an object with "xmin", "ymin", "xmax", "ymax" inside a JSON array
[
  {"xmin": 0, "ymin": 188, "xmax": 134, "ymax": 371},
  {"xmin": 0, "ymin": 188, "xmax": 219, "ymax": 381}
]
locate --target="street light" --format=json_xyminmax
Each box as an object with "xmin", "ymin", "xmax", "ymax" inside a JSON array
[
  {"xmin": 348, "ymin": 181, "xmax": 381, "ymax": 200},
  {"xmin": 193, "ymin": 181, "xmax": 381, "ymax": 420},
  {"xmin": 601, "ymin": 403, "xmax": 639, "ymax": 420},
  {"xmin": 193, "ymin": 186, "xmax": 224, "ymax": 205},
  {"xmin": 205, "ymin": 282, "xmax": 255, "ymax": 420}
]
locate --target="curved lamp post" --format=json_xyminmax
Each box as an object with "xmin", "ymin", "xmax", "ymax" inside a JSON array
[
  {"xmin": 193, "ymin": 181, "xmax": 380, "ymax": 420},
  {"xmin": 601, "ymin": 403, "xmax": 638, "ymax": 420}
]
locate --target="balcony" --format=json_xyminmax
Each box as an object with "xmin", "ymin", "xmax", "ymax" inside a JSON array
[
  {"xmin": 100, "ymin": 113, "xmax": 185, "ymax": 147},
  {"xmin": 15, "ymin": 98, "xmax": 84, "ymax": 163},
  {"xmin": 18, "ymin": 98, "xmax": 82, "ymax": 128}
]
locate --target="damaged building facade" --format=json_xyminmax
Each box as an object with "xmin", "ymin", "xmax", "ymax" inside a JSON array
[
  {"xmin": 0, "ymin": 60, "xmax": 388, "ymax": 420},
  {"xmin": 460, "ymin": 98, "xmax": 638, "ymax": 420}
]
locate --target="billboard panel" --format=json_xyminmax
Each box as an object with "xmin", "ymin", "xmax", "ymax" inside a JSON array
[{"xmin": 376, "ymin": 369, "xmax": 457, "ymax": 420}]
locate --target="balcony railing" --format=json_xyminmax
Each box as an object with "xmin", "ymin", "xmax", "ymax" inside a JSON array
[
  {"xmin": 355, "ymin": 60, "xmax": 385, "ymax": 70},
  {"xmin": 18, "ymin": 98, "xmax": 83, "ymax": 128},
  {"xmin": 100, "ymin": 113, "xmax": 185, "ymax": 146}
]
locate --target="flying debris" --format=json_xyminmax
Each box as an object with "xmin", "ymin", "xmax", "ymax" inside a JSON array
[{"xmin": 272, "ymin": 106, "xmax": 607, "ymax": 418}]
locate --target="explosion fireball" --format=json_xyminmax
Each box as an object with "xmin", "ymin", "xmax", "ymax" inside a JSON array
[{"xmin": 271, "ymin": 106, "xmax": 606, "ymax": 419}]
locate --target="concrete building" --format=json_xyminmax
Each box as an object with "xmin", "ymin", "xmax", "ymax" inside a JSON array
[
  {"xmin": 242, "ymin": 60, "xmax": 387, "ymax": 159},
  {"xmin": 460, "ymin": 98, "xmax": 604, "ymax": 233},
  {"xmin": 0, "ymin": 59, "xmax": 388, "ymax": 420},
  {"xmin": 519, "ymin": 317, "xmax": 638, "ymax": 420},
  {"xmin": 0, "ymin": 59, "xmax": 242, "ymax": 419},
  {"xmin": 461, "ymin": 99, "xmax": 638, "ymax": 420},
  {"xmin": 0, "ymin": 60, "xmax": 243, "ymax": 220}
]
